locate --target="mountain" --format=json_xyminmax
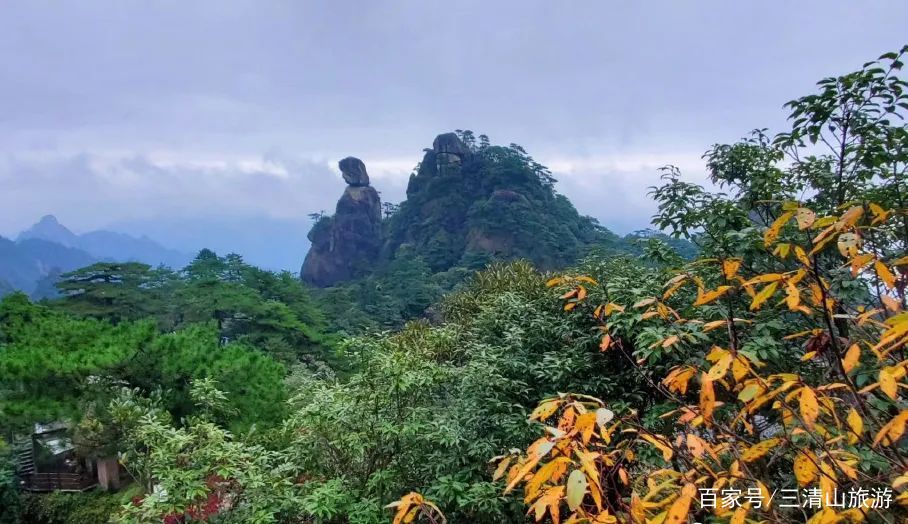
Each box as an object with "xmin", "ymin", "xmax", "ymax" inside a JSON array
[
  {"xmin": 0, "ymin": 235, "xmax": 96, "ymax": 295},
  {"xmin": 16, "ymin": 215, "xmax": 191, "ymax": 269},
  {"xmin": 16, "ymin": 214, "xmax": 80, "ymax": 247},
  {"xmin": 301, "ymin": 132, "xmax": 670, "ymax": 287}
]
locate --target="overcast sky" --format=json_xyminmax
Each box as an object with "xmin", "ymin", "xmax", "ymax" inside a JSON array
[{"xmin": 2, "ymin": 1, "xmax": 907, "ymax": 258}]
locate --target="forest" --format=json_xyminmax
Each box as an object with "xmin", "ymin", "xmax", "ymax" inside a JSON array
[{"xmin": 2, "ymin": 46, "xmax": 908, "ymax": 523}]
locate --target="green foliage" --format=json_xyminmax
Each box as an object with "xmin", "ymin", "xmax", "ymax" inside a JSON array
[
  {"xmin": 18, "ymin": 486, "xmax": 142, "ymax": 524},
  {"xmin": 0, "ymin": 439, "xmax": 22, "ymax": 524},
  {"xmin": 386, "ymin": 136, "xmax": 609, "ymax": 273}
]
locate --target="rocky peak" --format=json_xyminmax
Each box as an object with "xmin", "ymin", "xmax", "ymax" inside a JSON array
[
  {"xmin": 300, "ymin": 157, "xmax": 383, "ymax": 287},
  {"xmin": 339, "ymin": 156, "xmax": 370, "ymax": 186},
  {"xmin": 17, "ymin": 214, "xmax": 79, "ymax": 247},
  {"xmin": 432, "ymin": 133, "xmax": 470, "ymax": 175}
]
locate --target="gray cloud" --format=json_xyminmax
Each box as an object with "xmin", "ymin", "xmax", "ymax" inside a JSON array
[{"xmin": 1, "ymin": 0, "xmax": 906, "ymax": 248}]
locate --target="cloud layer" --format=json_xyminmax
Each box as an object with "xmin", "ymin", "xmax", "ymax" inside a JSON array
[{"xmin": 2, "ymin": 1, "xmax": 906, "ymax": 254}]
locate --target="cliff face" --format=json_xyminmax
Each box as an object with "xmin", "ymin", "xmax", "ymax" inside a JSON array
[{"xmin": 300, "ymin": 157, "xmax": 382, "ymax": 287}]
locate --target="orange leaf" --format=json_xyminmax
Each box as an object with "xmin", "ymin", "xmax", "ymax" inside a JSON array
[
  {"xmin": 661, "ymin": 335, "xmax": 680, "ymax": 348},
  {"xmin": 880, "ymin": 367, "xmax": 900, "ymax": 400},
  {"xmin": 694, "ymin": 286, "xmax": 733, "ymax": 306},
  {"xmin": 665, "ymin": 483, "xmax": 696, "ymax": 524},
  {"xmin": 846, "ymin": 408, "xmax": 863, "ymax": 445},
  {"xmin": 842, "ymin": 344, "xmax": 861, "ymax": 374},
  {"xmin": 794, "ymin": 450, "xmax": 818, "ymax": 486},
  {"xmin": 764, "ymin": 210, "xmax": 795, "ymax": 247},
  {"xmin": 875, "ymin": 260, "xmax": 897, "ymax": 289},
  {"xmin": 722, "ymin": 259, "xmax": 742, "ymax": 279}
]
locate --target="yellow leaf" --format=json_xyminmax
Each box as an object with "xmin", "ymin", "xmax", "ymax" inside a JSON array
[
  {"xmin": 493, "ymin": 456, "xmax": 512, "ymax": 481},
  {"xmin": 694, "ymin": 286, "xmax": 733, "ymax": 306},
  {"xmin": 773, "ymin": 242, "xmax": 792, "ymax": 258},
  {"xmin": 525, "ymin": 457, "xmax": 570, "ymax": 502},
  {"xmin": 741, "ymin": 438, "xmax": 779, "ymax": 462},
  {"xmin": 731, "ymin": 357, "xmax": 749, "ymax": 382},
  {"xmin": 785, "ymin": 280, "xmax": 801, "ymax": 311},
  {"xmin": 599, "ymin": 334, "xmax": 613, "ymax": 352},
  {"xmin": 730, "ymin": 505, "xmax": 747, "ymax": 524},
  {"xmin": 875, "ymin": 260, "xmax": 897, "ymax": 289},
  {"xmin": 796, "ymin": 207, "xmax": 816, "ymax": 229},
  {"xmin": 706, "ymin": 353, "xmax": 733, "ymax": 381},
  {"xmin": 661, "ymin": 335, "xmax": 680, "ymax": 348},
  {"xmin": 663, "ymin": 367, "xmax": 696, "ymax": 396},
  {"xmin": 838, "ymin": 205, "xmax": 864, "ymax": 227},
  {"xmin": 842, "ymin": 344, "xmax": 861, "ymax": 373},
  {"xmin": 633, "ymin": 298, "xmax": 656, "ymax": 309},
  {"xmin": 640, "ymin": 434, "xmax": 673, "ymax": 461},
  {"xmin": 812, "ymin": 215, "xmax": 837, "ymax": 229},
  {"xmin": 630, "ymin": 492, "xmax": 645, "ymax": 524},
  {"xmin": 665, "ymin": 483, "xmax": 696, "ymax": 524},
  {"xmin": 685, "ymin": 434, "xmax": 707, "ymax": 459},
  {"xmin": 566, "ymin": 469, "xmax": 588, "ymax": 511},
  {"xmin": 530, "ymin": 400, "xmax": 563, "ymax": 422},
  {"xmin": 794, "ymin": 245, "xmax": 812, "ymax": 267},
  {"xmin": 880, "ymin": 367, "xmax": 899, "ymax": 400},
  {"xmin": 738, "ymin": 383, "xmax": 762, "ymax": 402},
  {"xmin": 882, "ymin": 295, "xmax": 901, "ymax": 312},
  {"xmin": 700, "ymin": 374, "xmax": 716, "ymax": 423},
  {"xmin": 873, "ymin": 410, "xmax": 908, "ymax": 446},
  {"xmin": 794, "ymin": 451, "xmax": 818, "ymax": 486},
  {"xmin": 722, "ymin": 259, "xmax": 741, "ymax": 279},
  {"xmin": 703, "ymin": 319, "xmax": 727, "ymax": 332},
  {"xmin": 801, "ymin": 351, "xmax": 817, "ymax": 362},
  {"xmin": 799, "ymin": 387, "xmax": 819, "ymax": 430},
  {"xmin": 764, "ymin": 210, "xmax": 795, "ymax": 247},
  {"xmin": 604, "ymin": 302, "xmax": 625, "ymax": 315},
  {"xmin": 837, "ymin": 231, "xmax": 861, "ymax": 258},
  {"xmin": 743, "ymin": 273, "xmax": 785, "ymax": 286},
  {"xmin": 546, "ymin": 277, "xmax": 563, "ymax": 287},
  {"xmin": 846, "ymin": 408, "xmax": 863, "ymax": 445},
  {"xmin": 749, "ymin": 281, "xmax": 779, "ymax": 311},
  {"xmin": 850, "ymin": 253, "xmax": 874, "ymax": 277},
  {"xmin": 870, "ymin": 202, "xmax": 891, "ymax": 224}
]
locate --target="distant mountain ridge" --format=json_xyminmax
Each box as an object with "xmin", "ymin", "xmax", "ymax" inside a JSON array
[
  {"xmin": 17, "ymin": 215, "xmax": 190, "ymax": 269},
  {"xmin": 0, "ymin": 215, "xmax": 192, "ymax": 297}
]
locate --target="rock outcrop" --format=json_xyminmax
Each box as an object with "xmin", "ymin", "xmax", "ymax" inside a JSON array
[
  {"xmin": 339, "ymin": 156, "xmax": 370, "ymax": 186},
  {"xmin": 300, "ymin": 157, "xmax": 382, "ymax": 287},
  {"xmin": 432, "ymin": 132, "xmax": 470, "ymax": 176}
]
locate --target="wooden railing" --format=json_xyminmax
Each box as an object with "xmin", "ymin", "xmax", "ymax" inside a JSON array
[{"xmin": 19, "ymin": 472, "xmax": 97, "ymax": 492}]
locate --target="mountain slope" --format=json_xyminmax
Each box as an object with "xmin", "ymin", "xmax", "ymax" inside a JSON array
[
  {"xmin": 385, "ymin": 133, "xmax": 614, "ymax": 272},
  {"xmin": 0, "ymin": 236, "xmax": 96, "ymax": 294}
]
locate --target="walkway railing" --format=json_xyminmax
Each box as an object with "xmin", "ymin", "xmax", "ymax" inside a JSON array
[{"xmin": 18, "ymin": 472, "xmax": 97, "ymax": 492}]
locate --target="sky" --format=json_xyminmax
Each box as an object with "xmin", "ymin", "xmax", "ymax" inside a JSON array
[{"xmin": 1, "ymin": 1, "xmax": 907, "ymax": 269}]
